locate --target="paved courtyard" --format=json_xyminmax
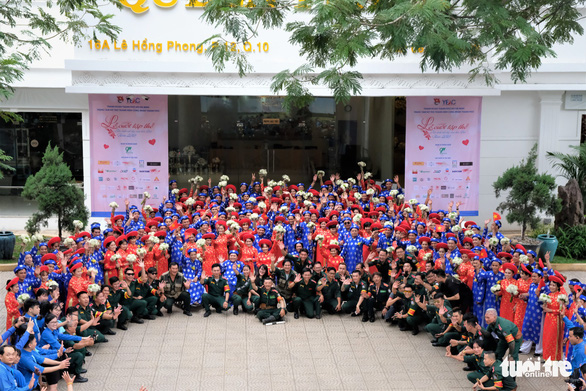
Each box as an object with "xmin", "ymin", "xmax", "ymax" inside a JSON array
[{"xmin": 0, "ymin": 270, "xmax": 578, "ymax": 390}]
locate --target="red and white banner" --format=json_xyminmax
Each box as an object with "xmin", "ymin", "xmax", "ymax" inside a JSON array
[
  {"xmin": 405, "ymin": 97, "xmax": 482, "ymax": 216},
  {"xmin": 89, "ymin": 94, "xmax": 168, "ymax": 217}
]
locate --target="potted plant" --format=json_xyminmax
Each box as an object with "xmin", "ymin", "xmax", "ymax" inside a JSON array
[{"xmin": 493, "ymin": 144, "xmax": 561, "ymax": 250}]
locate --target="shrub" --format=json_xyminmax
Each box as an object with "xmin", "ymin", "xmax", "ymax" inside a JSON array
[{"xmin": 554, "ymin": 225, "xmax": 586, "ymax": 260}]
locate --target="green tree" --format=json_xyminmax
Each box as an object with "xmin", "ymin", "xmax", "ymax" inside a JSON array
[
  {"xmin": 200, "ymin": 0, "xmax": 585, "ymax": 108},
  {"xmin": 493, "ymin": 144, "xmax": 561, "ymax": 240},
  {"xmin": 0, "ymin": 148, "xmax": 15, "ymax": 179},
  {"xmin": 0, "ymin": 0, "xmax": 121, "ymax": 120},
  {"xmin": 547, "ymin": 142, "xmax": 586, "ymax": 210},
  {"xmin": 22, "ymin": 144, "xmax": 89, "ymax": 237}
]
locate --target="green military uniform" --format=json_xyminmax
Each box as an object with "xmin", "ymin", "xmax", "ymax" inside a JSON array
[
  {"xmin": 108, "ymin": 288, "xmax": 132, "ymax": 327},
  {"xmin": 341, "ymin": 280, "xmax": 367, "ymax": 314},
  {"xmin": 232, "ymin": 274, "xmax": 254, "ymax": 313},
  {"xmin": 486, "ymin": 316, "xmax": 521, "ymax": 361},
  {"xmin": 120, "ymin": 284, "xmax": 148, "ymax": 319},
  {"xmin": 366, "ymin": 282, "xmax": 390, "ymax": 320},
  {"xmin": 367, "ymin": 258, "xmax": 391, "ymax": 283},
  {"xmin": 483, "ymin": 359, "xmax": 517, "ymax": 391},
  {"xmin": 76, "ymin": 304, "xmax": 106, "ymax": 342},
  {"xmin": 292, "ymin": 278, "xmax": 320, "ymax": 318},
  {"xmin": 395, "ymin": 272, "xmax": 417, "ymax": 286},
  {"xmin": 423, "ymin": 301, "xmax": 453, "ymax": 338},
  {"xmin": 285, "ymin": 254, "xmax": 312, "ymax": 274},
  {"xmin": 62, "ymin": 329, "xmax": 86, "ymax": 376},
  {"xmin": 359, "ymin": 272, "xmax": 371, "ymax": 285},
  {"xmin": 438, "ymin": 322, "xmax": 465, "ymax": 347},
  {"xmin": 134, "ymin": 277, "xmax": 160, "ymax": 316},
  {"xmin": 400, "ymin": 294, "xmax": 426, "ymax": 331},
  {"xmin": 202, "ymin": 276, "xmax": 230, "ymax": 312},
  {"xmin": 310, "ymin": 270, "xmax": 326, "ymax": 284},
  {"xmin": 320, "ymin": 277, "xmax": 341, "ymax": 314},
  {"xmin": 256, "ymin": 286, "xmax": 284, "ymax": 322},
  {"xmin": 93, "ymin": 301, "xmax": 115, "ymax": 334},
  {"xmin": 273, "ymin": 267, "xmax": 296, "ymax": 305},
  {"xmin": 465, "ymin": 351, "xmax": 490, "ymax": 384}
]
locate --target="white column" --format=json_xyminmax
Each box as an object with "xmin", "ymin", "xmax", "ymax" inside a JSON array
[
  {"xmin": 537, "ymin": 91, "xmax": 563, "ymax": 173},
  {"xmin": 81, "ymin": 109, "xmax": 92, "ymax": 216}
]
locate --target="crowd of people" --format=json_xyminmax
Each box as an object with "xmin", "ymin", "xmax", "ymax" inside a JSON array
[{"xmin": 2, "ymin": 167, "xmax": 584, "ymax": 390}]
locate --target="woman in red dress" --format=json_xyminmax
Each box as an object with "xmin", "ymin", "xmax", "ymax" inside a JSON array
[
  {"xmin": 542, "ymin": 276, "xmax": 566, "ymax": 361},
  {"xmin": 256, "ymin": 239, "xmax": 274, "ymax": 268},
  {"xmin": 115, "ymin": 236, "xmax": 131, "ymax": 279},
  {"xmin": 235, "ymin": 232, "xmax": 258, "ymax": 272},
  {"xmin": 102, "ymin": 237, "xmax": 119, "ymax": 283},
  {"xmin": 320, "ymin": 244, "xmax": 344, "ymax": 270},
  {"xmin": 417, "ymin": 237, "xmax": 433, "ymax": 272},
  {"xmin": 199, "ymin": 233, "xmax": 219, "ymax": 275},
  {"xmin": 213, "ymin": 222, "xmax": 231, "ymax": 262},
  {"xmin": 5, "ymin": 278, "xmax": 21, "ymax": 330},
  {"xmin": 513, "ymin": 264, "xmax": 533, "ymax": 332},
  {"xmin": 66, "ymin": 263, "xmax": 94, "ymax": 309},
  {"xmin": 498, "ymin": 263, "xmax": 518, "ymax": 322}
]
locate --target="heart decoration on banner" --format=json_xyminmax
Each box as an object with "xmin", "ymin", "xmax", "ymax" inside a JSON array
[
  {"xmin": 148, "ymin": 139, "xmax": 156, "ymax": 145},
  {"xmin": 418, "ymin": 145, "xmax": 424, "ymax": 150},
  {"xmin": 103, "ymin": 144, "xmax": 110, "ymax": 149},
  {"xmin": 462, "ymin": 139, "xmax": 470, "ymax": 146}
]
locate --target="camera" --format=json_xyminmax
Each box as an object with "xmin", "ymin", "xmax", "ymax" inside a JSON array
[{"xmin": 566, "ymin": 377, "xmax": 584, "ymax": 390}]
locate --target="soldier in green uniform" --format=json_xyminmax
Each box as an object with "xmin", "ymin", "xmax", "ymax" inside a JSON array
[
  {"xmin": 144, "ymin": 266, "xmax": 165, "ymax": 317},
  {"xmin": 424, "ymin": 292, "xmax": 453, "ymax": 346},
  {"xmin": 485, "ymin": 308, "xmax": 522, "ymax": 362},
  {"xmin": 367, "ymin": 249, "xmax": 392, "ymax": 284},
  {"xmin": 446, "ymin": 339, "xmax": 490, "ymax": 384},
  {"xmin": 319, "ymin": 267, "xmax": 342, "ymax": 314},
  {"xmin": 200, "ymin": 263, "xmax": 230, "ymax": 317},
  {"xmin": 392, "ymin": 284, "xmax": 426, "ymax": 335},
  {"xmin": 340, "ymin": 270, "xmax": 367, "ymax": 315},
  {"xmin": 107, "ymin": 276, "xmax": 137, "ymax": 330},
  {"xmin": 473, "ymin": 351, "xmax": 517, "ymax": 391},
  {"xmin": 62, "ymin": 315, "xmax": 94, "ymax": 383},
  {"xmin": 256, "ymin": 278, "xmax": 287, "ymax": 324},
  {"xmin": 292, "ymin": 268, "xmax": 321, "ymax": 319},
  {"xmin": 270, "ymin": 256, "xmax": 297, "ymax": 311},
  {"xmin": 232, "ymin": 265, "xmax": 254, "ymax": 315},
  {"xmin": 75, "ymin": 292, "xmax": 107, "ymax": 343},
  {"xmin": 284, "ymin": 247, "xmax": 313, "ymax": 274},
  {"xmin": 395, "ymin": 262, "xmax": 417, "ymax": 287},
  {"xmin": 365, "ymin": 272, "xmax": 390, "ymax": 322},
  {"xmin": 459, "ymin": 313, "xmax": 497, "ymax": 370},
  {"xmin": 435, "ymin": 308, "xmax": 465, "ymax": 347},
  {"xmin": 120, "ymin": 268, "xmax": 150, "ymax": 322},
  {"xmin": 355, "ymin": 263, "xmax": 371, "ymax": 285},
  {"xmin": 310, "ymin": 262, "xmax": 326, "ymax": 284},
  {"xmin": 92, "ymin": 289, "xmax": 122, "ymax": 336},
  {"xmin": 335, "ymin": 263, "xmax": 350, "ymax": 284},
  {"xmin": 132, "ymin": 262, "xmax": 159, "ymax": 318}
]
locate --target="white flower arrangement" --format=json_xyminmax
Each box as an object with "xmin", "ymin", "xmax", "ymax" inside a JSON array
[
  {"xmin": 189, "ymin": 176, "xmax": 203, "ymax": 184},
  {"xmin": 488, "ymin": 237, "xmax": 499, "ymax": 247},
  {"xmin": 109, "ymin": 202, "xmax": 119, "ymax": 209},
  {"xmin": 347, "ymin": 178, "xmax": 356, "ymax": 185},
  {"xmin": 197, "ymin": 158, "xmax": 207, "ymax": 166},
  {"xmin": 357, "ymin": 161, "xmax": 366, "ymax": 168},
  {"xmin": 267, "ymin": 180, "xmax": 277, "ymax": 187},
  {"xmin": 315, "ymin": 234, "xmax": 324, "ymax": 242},
  {"xmin": 172, "ymin": 189, "xmax": 180, "ymax": 195},
  {"xmin": 73, "ymin": 220, "xmax": 84, "ymax": 229},
  {"xmin": 464, "ymin": 229, "xmax": 474, "ymax": 237},
  {"xmin": 364, "ymin": 172, "xmax": 372, "ymax": 179},
  {"xmin": 331, "ymin": 239, "xmax": 339, "ymax": 246},
  {"xmin": 307, "ymin": 222, "xmax": 316, "ymax": 229},
  {"xmin": 404, "ymin": 207, "xmax": 412, "ymax": 213},
  {"xmin": 451, "ymin": 225, "xmax": 461, "ymax": 233},
  {"xmin": 183, "ymin": 145, "xmax": 196, "ymax": 156},
  {"xmin": 230, "ymin": 223, "xmax": 241, "ymax": 231},
  {"xmin": 144, "ymin": 205, "xmax": 153, "ymax": 212},
  {"xmin": 64, "ymin": 238, "xmax": 76, "ymax": 247},
  {"xmin": 226, "ymin": 207, "xmax": 236, "ymax": 213},
  {"xmin": 397, "ymin": 194, "xmax": 405, "ymax": 199},
  {"xmin": 384, "ymin": 222, "xmax": 393, "ymax": 229},
  {"xmin": 250, "ymin": 213, "xmax": 259, "ymax": 220},
  {"xmin": 500, "ymin": 237, "xmax": 510, "ymax": 246},
  {"xmin": 220, "ymin": 175, "xmax": 230, "ymax": 182},
  {"xmin": 282, "ymin": 175, "xmax": 290, "ymax": 182},
  {"xmin": 32, "ymin": 234, "xmax": 44, "ymax": 242},
  {"xmin": 490, "ymin": 284, "xmax": 501, "ymax": 294},
  {"xmin": 249, "ymin": 197, "xmax": 257, "ymax": 203},
  {"xmin": 88, "ymin": 239, "xmax": 100, "ymax": 248},
  {"xmin": 273, "ymin": 225, "xmax": 286, "ymax": 234},
  {"xmin": 448, "ymin": 212, "xmax": 458, "ymax": 220},
  {"xmin": 316, "ymin": 170, "xmax": 325, "ymax": 177},
  {"xmin": 304, "ymin": 200, "xmax": 312, "ymax": 207},
  {"xmin": 280, "ymin": 205, "xmax": 289, "ymax": 213},
  {"xmin": 519, "ymin": 255, "xmax": 529, "ymax": 264},
  {"xmin": 353, "ymin": 191, "xmax": 362, "ymax": 200},
  {"xmin": 558, "ymin": 294, "xmax": 569, "ymax": 305},
  {"xmin": 406, "ymin": 245, "xmax": 418, "ymax": 254},
  {"xmin": 20, "ymin": 234, "xmax": 31, "ymax": 244},
  {"xmin": 88, "ymin": 284, "xmax": 101, "ymax": 293},
  {"xmin": 386, "ymin": 246, "xmax": 395, "ymax": 253},
  {"xmin": 453, "ymin": 274, "xmax": 461, "ymax": 281},
  {"xmin": 218, "ymin": 181, "xmax": 227, "ymax": 188},
  {"xmin": 277, "ymin": 181, "xmax": 284, "ymax": 186},
  {"xmin": 419, "ymin": 204, "xmax": 429, "ymax": 212},
  {"xmin": 539, "ymin": 293, "xmax": 552, "ymax": 303},
  {"xmin": 87, "ymin": 267, "xmax": 99, "ymax": 276},
  {"xmin": 151, "ymin": 236, "xmax": 160, "ymax": 244},
  {"xmin": 340, "ymin": 183, "xmax": 349, "ymax": 191},
  {"xmin": 353, "ymin": 214, "xmax": 362, "ymax": 223},
  {"xmin": 196, "ymin": 239, "xmax": 206, "ymax": 248},
  {"xmin": 226, "ymin": 219, "xmax": 237, "ymax": 227},
  {"xmin": 159, "ymin": 243, "xmax": 169, "ymax": 252},
  {"xmin": 409, "ymin": 198, "xmax": 418, "ymax": 205},
  {"xmin": 136, "ymin": 248, "xmax": 147, "ymax": 257},
  {"xmin": 264, "ymin": 187, "xmax": 273, "ymax": 194},
  {"xmin": 230, "ymin": 193, "xmax": 239, "ymax": 201},
  {"xmin": 506, "ymin": 284, "xmax": 519, "ymax": 296},
  {"xmin": 366, "ymin": 188, "xmax": 375, "ymax": 196},
  {"xmin": 185, "ymin": 198, "xmax": 195, "ymax": 206},
  {"xmin": 46, "ymin": 280, "xmax": 59, "ymax": 289},
  {"xmin": 143, "ymin": 191, "xmax": 151, "ymax": 199},
  {"xmin": 259, "ymin": 169, "xmax": 267, "ymax": 176},
  {"xmin": 335, "ymin": 179, "xmax": 343, "ymax": 186},
  {"xmin": 451, "ymin": 257, "xmax": 463, "ymax": 267},
  {"xmin": 126, "ymin": 254, "xmax": 137, "ymax": 263},
  {"xmin": 17, "ymin": 294, "xmax": 30, "ymax": 304},
  {"xmin": 423, "ymin": 253, "xmax": 433, "ymax": 260}
]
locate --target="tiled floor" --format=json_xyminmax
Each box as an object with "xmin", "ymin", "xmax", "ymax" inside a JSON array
[{"xmin": 1, "ymin": 270, "xmax": 578, "ymax": 391}]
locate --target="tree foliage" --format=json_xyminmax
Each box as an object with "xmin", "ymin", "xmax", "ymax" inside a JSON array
[
  {"xmin": 201, "ymin": 0, "xmax": 585, "ymax": 107},
  {"xmin": 0, "ymin": 0, "xmax": 121, "ymax": 104},
  {"xmin": 0, "ymin": 148, "xmax": 15, "ymax": 180},
  {"xmin": 493, "ymin": 144, "xmax": 561, "ymax": 240},
  {"xmin": 22, "ymin": 144, "xmax": 89, "ymax": 237},
  {"xmin": 547, "ymin": 142, "xmax": 586, "ymax": 209}
]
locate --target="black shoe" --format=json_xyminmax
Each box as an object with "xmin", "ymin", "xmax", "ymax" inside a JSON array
[
  {"xmin": 412, "ymin": 326, "xmax": 419, "ymax": 336},
  {"xmin": 166, "ymin": 307, "xmax": 173, "ymax": 314},
  {"xmin": 143, "ymin": 315, "xmax": 156, "ymax": 320},
  {"xmin": 130, "ymin": 317, "xmax": 144, "ymax": 324},
  {"xmin": 233, "ymin": 307, "xmax": 239, "ymax": 315},
  {"xmin": 203, "ymin": 310, "xmax": 211, "ymax": 317},
  {"xmin": 183, "ymin": 310, "xmax": 192, "ymax": 317},
  {"xmin": 533, "ymin": 353, "xmax": 541, "ymax": 357},
  {"xmin": 369, "ymin": 317, "xmax": 375, "ymax": 323},
  {"xmin": 104, "ymin": 329, "xmax": 116, "ymax": 336},
  {"xmin": 102, "ymin": 338, "xmax": 109, "ymax": 343},
  {"xmin": 430, "ymin": 339, "xmax": 438, "ymax": 344},
  {"xmin": 262, "ymin": 316, "xmax": 277, "ymax": 324},
  {"xmin": 431, "ymin": 342, "xmax": 442, "ymax": 347},
  {"xmin": 399, "ymin": 326, "xmax": 407, "ymax": 331},
  {"xmin": 156, "ymin": 311, "xmax": 164, "ymax": 317},
  {"xmin": 85, "ymin": 351, "xmax": 92, "ymax": 357},
  {"xmin": 361, "ymin": 315, "xmax": 368, "ymax": 322},
  {"xmin": 294, "ymin": 311, "xmax": 299, "ymax": 319},
  {"xmin": 216, "ymin": 308, "xmax": 223, "ymax": 313},
  {"xmin": 74, "ymin": 375, "xmax": 89, "ymax": 383},
  {"xmin": 79, "ymin": 368, "xmax": 87, "ymax": 374},
  {"xmin": 315, "ymin": 314, "xmax": 321, "ymax": 320},
  {"xmin": 463, "ymin": 366, "xmax": 474, "ymax": 371},
  {"xmin": 117, "ymin": 322, "xmax": 128, "ymax": 331},
  {"xmin": 351, "ymin": 312, "xmax": 359, "ymax": 317}
]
